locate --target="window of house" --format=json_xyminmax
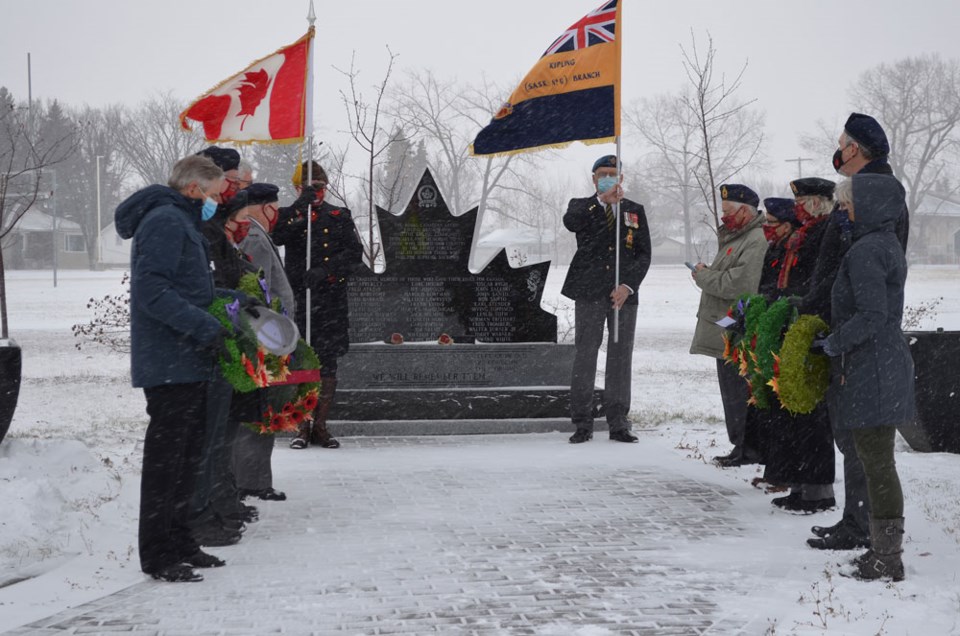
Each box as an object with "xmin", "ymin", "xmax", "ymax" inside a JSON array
[{"xmin": 64, "ymin": 234, "xmax": 86, "ymax": 253}]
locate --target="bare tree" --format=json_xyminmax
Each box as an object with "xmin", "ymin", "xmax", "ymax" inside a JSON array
[
  {"xmin": 112, "ymin": 92, "xmax": 206, "ymax": 187},
  {"xmin": 334, "ymin": 47, "xmax": 406, "ymax": 266},
  {"xmin": 851, "ymin": 55, "xmax": 960, "ymax": 224},
  {"xmin": 679, "ymin": 32, "xmax": 765, "ymax": 232},
  {"xmin": 0, "ymin": 90, "xmax": 78, "ymax": 337}
]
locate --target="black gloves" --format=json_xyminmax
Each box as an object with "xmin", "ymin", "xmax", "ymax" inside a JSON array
[
  {"xmin": 810, "ymin": 334, "xmax": 837, "ymax": 357},
  {"xmin": 207, "ymin": 326, "xmax": 234, "ymax": 363},
  {"xmin": 291, "ymin": 186, "xmax": 317, "ymax": 214},
  {"xmin": 240, "ymin": 295, "xmax": 264, "ymax": 319}
]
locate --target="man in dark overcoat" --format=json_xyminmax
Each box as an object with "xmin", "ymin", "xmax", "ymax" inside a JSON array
[
  {"xmin": 273, "ymin": 161, "xmax": 363, "ymax": 449},
  {"xmin": 561, "ymin": 155, "xmax": 652, "ymax": 444}
]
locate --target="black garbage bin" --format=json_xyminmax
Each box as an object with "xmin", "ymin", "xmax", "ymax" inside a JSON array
[
  {"xmin": 899, "ymin": 330, "xmax": 960, "ymax": 453},
  {"xmin": 0, "ymin": 340, "xmax": 22, "ymax": 446}
]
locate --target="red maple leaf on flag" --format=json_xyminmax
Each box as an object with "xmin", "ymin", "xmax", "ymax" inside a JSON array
[{"xmin": 236, "ymin": 69, "xmax": 271, "ymax": 130}]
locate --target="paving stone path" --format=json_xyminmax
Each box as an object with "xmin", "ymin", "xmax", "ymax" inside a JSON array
[{"xmin": 10, "ymin": 434, "xmax": 761, "ymax": 635}]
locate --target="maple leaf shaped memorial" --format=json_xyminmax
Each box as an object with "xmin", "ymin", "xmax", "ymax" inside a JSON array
[
  {"xmin": 236, "ymin": 69, "xmax": 271, "ymax": 131},
  {"xmin": 347, "ymin": 169, "xmax": 557, "ymax": 344}
]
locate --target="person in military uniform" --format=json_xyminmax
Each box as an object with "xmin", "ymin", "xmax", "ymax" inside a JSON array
[
  {"xmin": 803, "ymin": 113, "xmax": 910, "ymax": 551},
  {"xmin": 273, "ymin": 161, "xmax": 363, "ymax": 450},
  {"xmin": 561, "ymin": 155, "xmax": 652, "ymax": 444},
  {"xmin": 690, "ymin": 184, "xmax": 767, "ymax": 467}
]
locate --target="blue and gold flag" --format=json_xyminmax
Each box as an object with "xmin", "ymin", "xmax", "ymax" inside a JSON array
[{"xmin": 471, "ymin": 0, "xmax": 621, "ymax": 157}]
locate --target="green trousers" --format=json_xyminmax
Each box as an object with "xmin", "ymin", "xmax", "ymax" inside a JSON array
[{"xmin": 852, "ymin": 426, "xmax": 904, "ymax": 519}]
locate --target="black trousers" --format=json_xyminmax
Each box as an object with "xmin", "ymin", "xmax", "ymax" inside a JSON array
[
  {"xmin": 716, "ymin": 359, "xmax": 750, "ymax": 452},
  {"xmin": 139, "ymin": 382, "xmax": 207, "ymax": 574}
]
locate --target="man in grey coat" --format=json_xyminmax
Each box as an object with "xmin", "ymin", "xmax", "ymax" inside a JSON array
[{"xmin": 690, "ymin": 184, "xmax": 767, "ymax": 467}]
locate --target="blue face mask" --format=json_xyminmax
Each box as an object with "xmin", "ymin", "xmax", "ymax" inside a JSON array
[
  {"xmin": 201, "ymin": 197, "xmax": 218, "ymax": 221},
  {"xmin": 597, "ymin": 176, "xmax": 618, "ymax": 194}
]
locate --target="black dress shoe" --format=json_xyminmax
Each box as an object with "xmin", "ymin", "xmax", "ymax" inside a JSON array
[
  {"xmin": 183, "ymin": 550, "xmax": 225, "ymax": 569},
  {"xmin": 609, "ymin": 430, "xmax": 639, "ymax": 443},
  {"xmin": 806, "ymin": 523, "xmax": 870, "ymax": 550},
  {"xmin": 193, "ymin": 525, "xmax": 242, "ymax": 548},
  {"xmin": 256, "ymin": 488, "xmax": 287, "ymax": 501},
  {"xmin": 150, "ymin": 564, "xmax": 203, "ymax": 583},
  {"xmin": 772, "ymin": 492, "xmax": 801, "ymax": 509},
  {"xmin": 712, "ymin": 447, "xmax": 740, "ymax": 463},
  {"xmin": 715, "ymin": 449, "xmax": 759, "ymax": 468},
  {"xmin": 781, "ymin": 497, "xmax": 836, "ymax": 514},
  {"xmin": 569, "ymin": 428, "xmax": 593, "ymax": 444}
]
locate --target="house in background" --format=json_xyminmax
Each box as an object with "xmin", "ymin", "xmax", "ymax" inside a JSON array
[
  {"xmin": 912, "ymin": 192, "xmax": 960, "ymax": 264},
  {"xmin": 98, "ymin": 222, "xmax": 130, "ymax": 268},
  {"xmin": 3, "ymin": 208, "xmax": 86, "ymax": 270}
]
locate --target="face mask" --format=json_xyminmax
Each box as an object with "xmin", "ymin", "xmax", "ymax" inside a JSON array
[
  {"xmin": 226, "ymin": 219, "xmax": 250, "ymax": 243},
  {"xmin": 201, "ymin": 197, "xmax": 218, "ymax": 221},
  {"xmin": 597, "ymin": 176, "xmax": 618, "ymax": 193},
  {"xmin": 762, "ymin": 224, "xmax": 781, "ymax": 243},
  {"xmin": 794, "ymin": 202, "xmax": 813, "ymax": 224},
  {"xmin": 832, "ymin": 147, "xmax": 848, "ymax": 173},
  {"xmin": 721, "ymin": 213, "xmax": 741, "ymax": 231},
  {"xmin": 264, "ymin": 205, "xmax": 279, "ymax": 232}
]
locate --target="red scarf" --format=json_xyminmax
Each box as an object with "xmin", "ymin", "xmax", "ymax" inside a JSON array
[{"xmin": 777, "ymin": 215, "xmax": 828, "ymax": 290}]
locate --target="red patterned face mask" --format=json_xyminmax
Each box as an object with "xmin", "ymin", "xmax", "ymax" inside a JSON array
[
  {"xmin": 721, "ymin": 214, "xmax": 740, "ymax": 231},
  {"xmin": 763, "ymin": 224, "xmax": 781, "ymax": 243},
  {"xmin": 794, "ymin": 202, "xmax": 813, "ymax": 224},
  {"xmin": 225, "ymin": 219, "xmax": 250, "ymax": 244}
]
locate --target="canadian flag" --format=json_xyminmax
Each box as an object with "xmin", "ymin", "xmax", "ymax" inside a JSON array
[{"xmin": 179, "ymin": 29, "xmax": 313, "ymax": 143}]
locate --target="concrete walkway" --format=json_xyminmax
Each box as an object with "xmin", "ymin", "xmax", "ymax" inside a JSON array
[{"xmin": 8, "ymin": 434, "xmax": 771, "ymax": 635}]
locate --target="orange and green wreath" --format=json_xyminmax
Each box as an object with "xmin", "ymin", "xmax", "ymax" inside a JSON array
[
  {"xmin": 772, "ymin": 314, "xmax": 830, "ymax": 414},
  {"xmin": 749, "ymin": 298, "xmax": 796, "ymax": 409}
]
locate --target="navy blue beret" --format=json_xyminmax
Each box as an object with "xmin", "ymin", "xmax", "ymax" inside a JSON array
[
  {"xmin": 790, "ymin": 177, "xmax": 835, "ymax": 198},
  {"xmin": 763, "ymin": 197, "xmax": 799, "ymax": 226},
  {"xmin": 197, "ymin": 146, "xmax": 241, "ymax": 171},
  {"xmin": 844, "ymin": 113, "xmax": 889, "ymax": 158},
  {"xmin": 592, "ymin": 155, "xmax": 621, "ymax": 172},
  {"xmin": 719, "ymin": 184, "xmax": 760, "ymax": 208},
  {"xmin": 226, "ymin": 183, "xmax": 279, "ymax": 216}
]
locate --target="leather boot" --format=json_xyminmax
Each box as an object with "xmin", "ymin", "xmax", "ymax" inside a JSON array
[
  {"xmin": 310, "ymin": 377, "xmax": 340, "ymax": 449},
  {"xmin": 290, "ymin": 420, "xmax": 311, "ymax": 449},
  {"xmin": 846, "ymin": 517, "xmax": 905, "ymax": 582}
]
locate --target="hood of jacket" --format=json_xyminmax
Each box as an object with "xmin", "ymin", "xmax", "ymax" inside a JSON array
[
  {"xmin": 850, "ymin": 173, "xmax": 905, "ymax": 240},
  {"xmin": 114, "ymin": 184, "xmax": 200, "ymax": 239}
]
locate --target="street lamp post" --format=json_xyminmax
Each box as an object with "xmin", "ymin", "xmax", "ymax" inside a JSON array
[{"xmin": 96, "ymin": 155, "xmax": 103, "ymax": 267}]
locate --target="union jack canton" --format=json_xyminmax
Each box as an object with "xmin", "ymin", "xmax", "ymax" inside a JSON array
[{"xmin": 542, "ymin": 0, "xmax": 617, "ymax": 57}]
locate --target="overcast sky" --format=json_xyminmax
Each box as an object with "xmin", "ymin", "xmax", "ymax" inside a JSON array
[{"xmin": 2, "ymin": 0, "xmax": 960, "ymax": 194}]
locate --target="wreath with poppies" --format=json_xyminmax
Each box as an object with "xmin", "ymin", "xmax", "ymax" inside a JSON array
[
  {"xmin": 208, "ymin": 272, "xmax": 321, "ymax": 434},
  {"xmin": 773, "ymin": 314, "xmax": 830, "ymax": 414}
]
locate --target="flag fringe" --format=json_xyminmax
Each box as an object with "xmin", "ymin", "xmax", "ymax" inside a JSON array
[
  {"xmin": 469, "ymin": 135, "xmax": 616, "ymax": 159},
  {"xmin": 179, "ymin": 27, "xmax": 315, "ymax": 137}
]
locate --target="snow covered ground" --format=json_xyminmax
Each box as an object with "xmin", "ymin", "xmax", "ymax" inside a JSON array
[{"xmin": 0, "ymin": 265, "xmax": 959, "ymax": 634}]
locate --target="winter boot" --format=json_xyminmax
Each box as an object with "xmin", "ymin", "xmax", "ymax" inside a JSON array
[
  {"xmin": 846, "ymin": 517, "xmax": 905, "ymax": 582},
  {"xmin": 310, "ymin": 377, "xmax": 340, "ymax": 449},
  {"xmin": 290, "ymin": 420, "xmax": 311, "ymax": 449}
]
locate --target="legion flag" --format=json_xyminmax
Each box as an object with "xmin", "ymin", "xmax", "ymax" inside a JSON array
[
  {"xmin": 180, "ymin": 28, "xmax": 314, "ymax": 144},
  {"xmin": 471, "ymin": 0, "xmax": 621, "ymax": 157}
]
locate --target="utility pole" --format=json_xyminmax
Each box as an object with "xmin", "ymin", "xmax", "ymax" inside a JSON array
[
  {"xmin": 785, "ymin": 157, "xmax": 813, "ymax": 179},
  {"xmin": 96, "ymin": 155, "xmax": 103, "ymax": 267}
]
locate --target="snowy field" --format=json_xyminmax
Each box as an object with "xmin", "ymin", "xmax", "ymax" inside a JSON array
[{"xmin": 1, "ymin": 264, "xmax": 959, "ymax": 634}]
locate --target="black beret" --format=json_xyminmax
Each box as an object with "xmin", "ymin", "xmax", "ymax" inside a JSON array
[
  {"xmin": 592, "ymin": 155, "xmax": 621, "ymax": 172},
  {"xmin": 197, "ymin": 146, "xmax": 241, "ymax": 171},
  {"xmin": 763, "ymin": 197, "xmax": 799, "ymax": 226},
  {"xmin": 719, "ymin": 184, "xmax": 759, "ymax": 208},
  {"xmin": 225, "ymin": 183, "xmax": 279, "ymax": 216},
  {"xmin": 844, "ymin": 113, "xmax": 889, "ymax": 158},
  {"xmin": 790, "ymin": 177, "xmax": 835, "ymax": 198}
]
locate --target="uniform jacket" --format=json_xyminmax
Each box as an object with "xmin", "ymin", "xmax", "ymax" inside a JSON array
[
  {"xmin": 115, "ymin": 185, "xmax": 222, "ymax": 388},
  {"xmin": 240, "ymin": 219, "xmax": 296, "ymax": 316},
  {"xmin": 757, "ymin": 238, "xmax": 788, "ymax": 300},
  {"xmin": 203, "ymin": 210, "xmax": 250, "ymax": 289},
  {"xmin": 689, "ymin": 214, "xmax": 766, "ymax": 358},
  {"xmin": 272, "ymin": 199, "xmax": 363, "ymax": 356},
  {"xmin": 560, "ymin": 195, "xmax": 652, "ymax": 304},
  {"xmin": 826, "ymin": 174, "xmax": 915, "ymax": 430}
]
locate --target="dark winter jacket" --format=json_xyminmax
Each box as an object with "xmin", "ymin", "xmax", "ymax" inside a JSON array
[
  {"xmin": 798, "ymin": 159, "xmax": 909, "ymax": 322},
  {"xmin": 116, "ymin": 185, "xmax": 223, "ymax": 388},
  {"xmin": 560, "ymin": 196, "xmax": 652, "ymax": 305},
  {"xmin": 825, "ymin": 174, "xmax": 915, "ymax": 429},
  {"xmin": 758, "ymin": 238, "xmax": 788, "ymax": 300},
  {"xmin": 203, "ymin": 209, "xmax": 253, "ymax": 289}
]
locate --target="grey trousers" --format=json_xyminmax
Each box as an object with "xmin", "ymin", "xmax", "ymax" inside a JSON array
[
  {"xmin": 831, "ymin": 411, "xmax": 871, "ymax": 535},
  {"xmin": 570, "ymin": 300, "xmax": 637, "ymax": 432},
  {"xmin": 232, "ymin": 426, "xmax": 275, "ymax": 492},
  {"xmin": 716, "ymin": 359, "xmax": 750, "ymax": 451}
]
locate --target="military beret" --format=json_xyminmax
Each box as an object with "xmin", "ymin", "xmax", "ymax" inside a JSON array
[
  {"xmin": 225, "ymin": 183, "xmax": 280, "ymax": 216},
  {"xmin": 763, "ymin": 197, "xmax": 799, "ymax": 226},
  {"xmin": 291, "ymin": 160, "xmax": 328, "ymax": 187},
  {"xmin": 719, "ymin": 183, "xmax": 759, "ymax": 208},
  {"xmin": 844, "ymin": 112, "xmax": 889, "ymax": 158},
  {"xmin": 790, "ymin": 177, "xmax": 835, "ymax": 199},
  {"xmin": 592, "ymin": 155, "xmax": 621, "ymax": 172},
  {"xmin": 196, "ymin": 146, "xmax": 241, "ymax": 172}
]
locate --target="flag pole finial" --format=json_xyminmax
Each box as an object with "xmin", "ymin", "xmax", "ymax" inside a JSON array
[{"xmin": 307, "ymin": 0, "xmax": 316, "ymax": 26}]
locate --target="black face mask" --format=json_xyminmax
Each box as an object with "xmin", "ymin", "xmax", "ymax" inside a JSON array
[{"xmin": 832, "ymin": 147, "xmax": 846, "ymax": 173}]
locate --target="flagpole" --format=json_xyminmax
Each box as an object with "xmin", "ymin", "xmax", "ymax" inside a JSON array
[
  {"xmin": 304, "ymin": 0, "xmax": 316, "ymax": 345},
  {"xmin": 613, "ymin": 134, "xmax": 621, "ymax": 343}
]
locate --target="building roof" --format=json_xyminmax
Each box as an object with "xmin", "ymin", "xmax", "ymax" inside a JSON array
[
  {"xmin": 12, "ymin": 209, "xmax": 82, "ymax": 232},
  {"xmin": 913, "ymin": 193, "xmax": 960, "ymax": 218}
]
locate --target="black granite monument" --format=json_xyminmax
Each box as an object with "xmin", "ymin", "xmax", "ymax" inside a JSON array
[{"xmin": 330, "ymin": 169, "xmax": 598, "ymax": 433}]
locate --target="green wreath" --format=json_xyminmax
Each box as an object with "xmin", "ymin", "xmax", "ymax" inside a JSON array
[
  {"xmin": 775, "ymin": 314, "xmax": 830, "ymax": 414},
  {"xmin": 208, "ymin": 296, "xmax": 260, "ymax": 393},
  {"xmin": 755, "ymin": 298, "xmax": 795, "ymax": 381}
]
